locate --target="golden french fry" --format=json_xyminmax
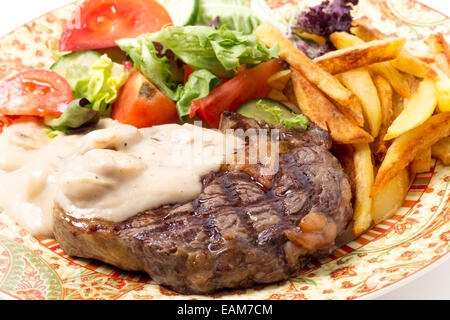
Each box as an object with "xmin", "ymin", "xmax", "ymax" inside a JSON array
[
  {"xmin": 330, "ymin": 31, "xmax": 365, "ymax": 49},
  {"xmin": 330, "ymin": 32, "xmax": 412, "ymax": 98},
  {"xmin": 314, "ymin": 37, "xmax": 405, "ymax": 75},
  {"xmin": 351, "ymin": 20, "xmax": 437, "ymax": 78},
  {"xmin": 291, "ymin": 69, "xmax": 373, "ymax": 144},
  {"xmin": 351, "ymin": 19, "xmax": 387, "ymax": 42},
  {"xmin": 432, "ymin": 137, "xmax": 450, "ymax": 165},
  {"xmin": 436, "ymin": 78, "xmax": 450, "ymax": 112},
  {"xmin": 425, "ymin": 33, "xmax": 450, "ymax": 77},
  {"xmin": 337, "ymin": 68, "xmax": 382, "ymax": 137},
  {"xmin": 410, "ymin": 148, "xmax": 432, "ymax": 175},
  {"xmin": 384, "ymin": 79, "xmax": 437, "ymax": 140},
  {"xmin": 267, "ymin": 69, "xmax": 292, "ymax": 91},
  {"xmin": 268, "ymin": 89, "xmax": 289, "ymax": 102},
  {"xmin": 283, "ymin": 79, "xmax": 299, "ymax": 107},
  {"xmin": 371, "ymin": 76, "xmax": 394, "ymax": 163},
  {"xmin": 392, "ymin": 91, "xmax": 405, "ymax": 119},
  {"xmin": 372, "ymin": 168, "xmax": 409, "ymax": 224},
  {"xmin": 352, "ymin": 143, "xmax": 374, "ymax": 235},
  {"xmin": 369, "ymin": 63, "xmax": 411, "ymax": 98},
  {"xmin": 372, "ymin": 112, "xmax": 450, "ymax": 197},
  {"xmin": 254, "ymin": 24, "xmax": 364, "ymax": 126},
  {"xmin": 390, "ymin": 53, "xmax": 438, "ymax": 79}
]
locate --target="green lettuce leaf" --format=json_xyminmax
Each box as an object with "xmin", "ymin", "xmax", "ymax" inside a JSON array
[
  {"xmin": 256, "ymin": 100, "xmax": 309, "ymax": 130},
  {"xmin": 45, "ymin": 99, "xmax": 98, "ymax": 136},
  {"xmin": 72, "ymin": 55, "xmax": 129, "ymax": 116},
  {"xmin": 176, "ymin": 69, "xmax": 220, "ymax": 121},
  {"xmin": 118, "ymin": 25, "xmax": 279, "ymax": 81},
  {"xmin": 117, "ymin": 37, "xmax": 183, "ymax": 100},
  {"xmin": 196, "ymin": 0, "xmax": 260, "ymax": 34},
  {"xmin": 52, "ymin": 52, "xmax": 129, "ymax": 117},
  {"xmin": 150, "ymin": 25, "xmax": 279, "ymax": 77}
]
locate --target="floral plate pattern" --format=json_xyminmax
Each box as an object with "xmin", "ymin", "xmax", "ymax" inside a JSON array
[{"xmin": 0, "ymin": 0, "xmax": 449, "ymax": 300}]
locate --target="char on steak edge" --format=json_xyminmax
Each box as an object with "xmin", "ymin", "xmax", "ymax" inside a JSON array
[{"xmin": 53, "ymin": 112, "xmax": 353, "ymax": 295}]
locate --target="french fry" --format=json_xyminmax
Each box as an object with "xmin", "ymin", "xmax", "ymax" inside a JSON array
[
  {"xmin": 267, "ymin": 69, "xmax": 292, "ymax": 91},
  {"xmin": 254, "ymin": 24, "xmax": 364, "ymax": 126},
  {"xmin": 268, "ymin": 89, "xmax": 289, "ymax": 102},
  {"xmin": 351, "ymin": 19, "xmax": 387, "ymax": 42},
  {"xmin": 283, "ymin": 79, "xmax": 299, "ymax": 107},
  {"xmin": 314, "ymin": 37, "xmax": 405, "ymax": 75},
  {"xmin": 352, "ymin": 20, "xmax": 437, "ymax": 78},
  {"xmin": 436, "ymin": 78, "xmax": 450, "ymax": 112},
  {"xmin": 369, "ymin": 63, "xmax": 412, "ymax": 98},
  {"xmin": 291, "ymin": 69, "xmax": 373, "ymax": 144},
  {"xmin": 372, "ymin": 112, "xmax": 450, "ymax": 197},
  {"xmin": 410, "ymin": 148, "xmax": 432, "ymax": 175},
  {"xmin": 330, "ymin": 32, "xmax": 412, "ymax": 98},
  {"xmin": 392, "ymin": 91, "xmax": 405, "ymax": 119},
  {"xmin": 384, "ymin": 79, "xmax": 437, "ymax": 140},
  {"xmin": 372, "ymin": 168, "xmax": 409, "ymax": 224},
  {"xmin": 330, "ymin": 31, "xmax": 365, "ymax": 49},
  {"xmin": 425, "ymin": 33, "xmax": 450, "ymax": 77},
  {"xmin": 390, "ymin": 53, "xmax": 438, "ymax": 79},
  {"xmin": 372, "ymin": 76, "xmax": 394, "ymax": 163},
  {"xmin": 432, "ymin": 137, "xmax": 450, "ymax": 165},
  {"xmin": 337, "ymin": 68, "xmax": 382, "ymax": 137},
  {"xmin": 352, "ymin": 143, "xmax": 374, "ymax": 235}
]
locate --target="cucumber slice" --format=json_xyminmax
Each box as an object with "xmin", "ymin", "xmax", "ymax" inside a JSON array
[
  {"xmin": 51, "ymin": 50, "xmax": 101, "ymax": 89},
  {"xmin": 158, "ymin": 0, "xmax": 200, "ymax": 26},
  {"xmin": 237, "ymin": 98, "xmax": 293, "ymax": 124}
]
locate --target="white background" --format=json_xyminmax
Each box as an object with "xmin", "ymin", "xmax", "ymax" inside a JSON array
[{"xmin": 0, "ymin": 0, "xmax": 448, "ymax": 300}]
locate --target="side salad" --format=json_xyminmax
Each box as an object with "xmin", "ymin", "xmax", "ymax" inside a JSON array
[{"xmin": 0, "ymin": 0, "xmax": 354, "ymax": 135}]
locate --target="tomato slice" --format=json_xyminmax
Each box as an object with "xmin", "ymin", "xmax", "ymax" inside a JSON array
[
  {"xmin": 112, "ymin": 71, "xmax": 178, "ymax": 128},
  {"xmin": 59, "ymin": 0, "xmax": 173, "ymax": 52},
  {"xmin": 0, "ymin": 69, "xmax": 73, "ymax": 118},
  {"xmin": 190, "ymin": 59, "xmax": 283, "ymax": 128},
  {"xmin": 184, "ymin": 65, "xmax": 196, "ymax": 85}
]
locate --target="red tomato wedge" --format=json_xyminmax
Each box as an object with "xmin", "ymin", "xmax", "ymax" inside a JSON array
[
  {"xmin": 0, "ymin": 69, "xmax": 73, "ymax": 119},
  {"xmin": 190, "ymin": 59, "xmax": 283, "ymax": 128},
  {"xmin": 59, "ymin": 0, "xmax": 173, "ymax": 52},
  {"xmin": 112, "ymin": 71, "xmax": 178, "ymax": 128},
  {"xmin": 184, "ymin": 65, "xmax": 196, "ymax": 85}
]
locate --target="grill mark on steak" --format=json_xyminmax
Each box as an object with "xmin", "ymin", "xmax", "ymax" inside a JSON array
[{"xmin": 53, "ymin": 112, "xmax": 353, "ymax": 294}]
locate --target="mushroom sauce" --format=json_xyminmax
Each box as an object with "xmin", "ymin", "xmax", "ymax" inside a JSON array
[{"xmin": 0, "ymin": 119, "xmax": 243, "ymax": 237}]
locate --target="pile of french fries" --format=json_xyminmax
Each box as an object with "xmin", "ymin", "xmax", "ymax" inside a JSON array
[{"xmin": 255, "ymin": 21, "xmax": 450, "ymax": 236}]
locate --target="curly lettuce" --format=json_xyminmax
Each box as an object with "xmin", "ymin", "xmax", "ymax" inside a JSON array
[
  {"xmin": 45, "ymin": 98, "xmax": 98, "ymax": 136},
  {"xmin": 256, "ymin": 100, "xmax": 309, "ymax": 130},
  {"xmin": 176, "ymin": 69, "xmax": 220, "ymax": 121},
  {"xmin": 196, "ymin": 0, "xmax": 260, "ymax": 34},
  {"xmin": 117, "ymin": 36, "xmax": 183, "ymax": 100},
  {"xmin": 289, "ymin": 0, "xmax": 359, "ymax": 58},
  {"xmin": 117, "ymin": 26, "xmax": 279, "ymax": 120},
  {"xmin": 119, "ymin": 25, "xmax": 279, "ymax": 80}
]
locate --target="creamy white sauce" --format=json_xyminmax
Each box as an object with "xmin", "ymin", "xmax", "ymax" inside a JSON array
[{"xmin": 0, "ymin": 119, "xmax": 242, "ymax": 237}]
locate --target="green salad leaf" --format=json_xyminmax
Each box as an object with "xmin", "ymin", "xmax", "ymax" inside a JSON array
[
  {"xmin": 256, "ymin": 100, "xmax": 309, "ymax": 130},
  {"xmin": 45, "ymin": 99, "xmax": 98, "ymax": 136},
  {"xmin": 196, "ymin": 0, "xmax": 260, "ymax": 34},
  {"xmin": 176, "ymin": 69, "xmax": 220, "ymax": 121},
  {"xmin": 52, "ymin": 51, "xmax": 129, "ymax": 117},
  {"xmin": 117, "ymin": 37, "xmax": 183, "ymax": 100},
  {"xmin": 74, "ymin": 55, "xmax": 129, "ymax": 116},
  {"xmin": 119, "ymin": 25, "xmax": 279, "ymax": 81}
]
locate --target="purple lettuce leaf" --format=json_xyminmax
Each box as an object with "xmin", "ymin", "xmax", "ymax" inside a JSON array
[{"xmin": 289, "ymin": 0, "xmax": 358, "ymax": 58}]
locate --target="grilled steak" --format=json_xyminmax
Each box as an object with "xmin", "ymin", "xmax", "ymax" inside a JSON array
[{"xmin": 53, "ymin": 112, "xmax": 352, "ymax": 294}]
